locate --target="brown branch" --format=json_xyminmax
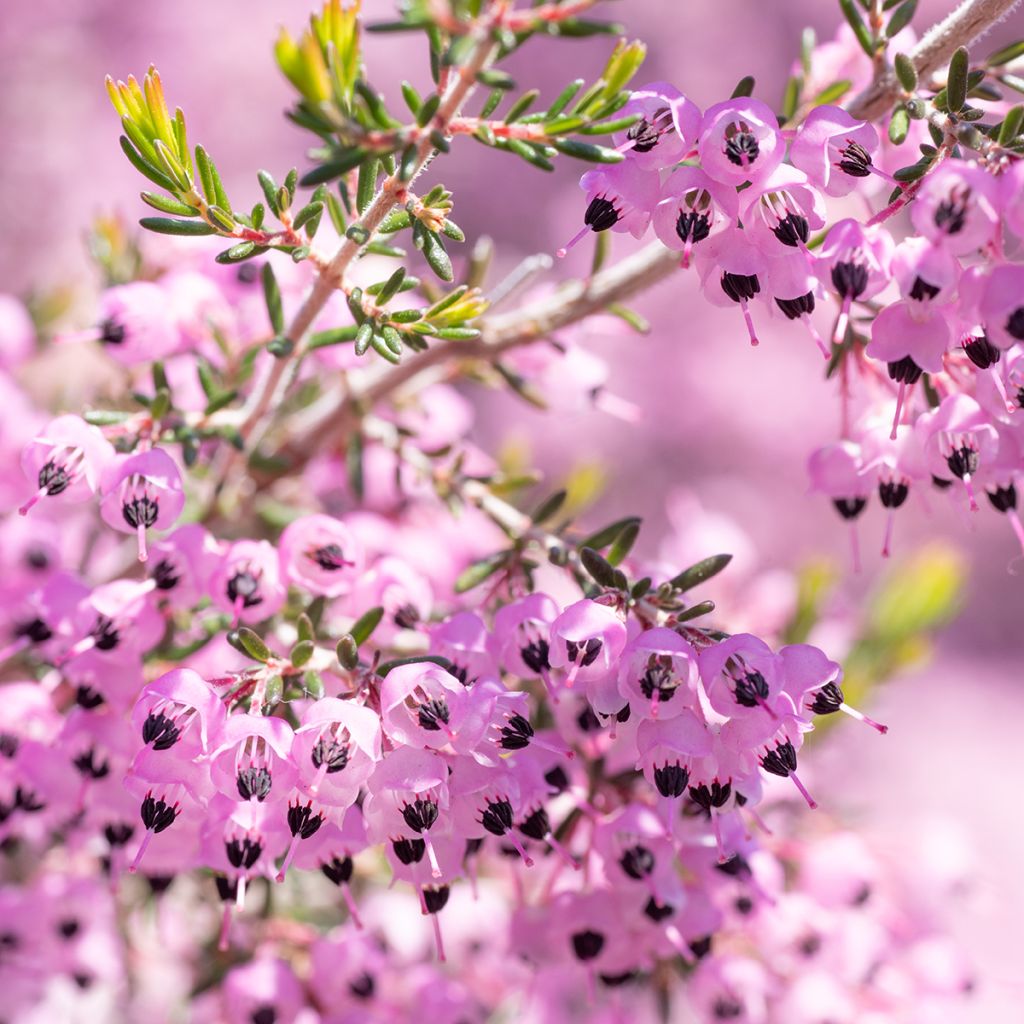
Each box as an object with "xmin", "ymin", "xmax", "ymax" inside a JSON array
[{"xmin": 847, "ymin": 0, "xmax": 1023, "ymax": 121}]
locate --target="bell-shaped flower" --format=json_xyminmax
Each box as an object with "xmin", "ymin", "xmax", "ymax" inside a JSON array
[
  {"xmin": 918, "ymin": 394, "xmax": 999, "ymax": 510},
  {"xmin": 556, "ymin": 163, "xmax": 661, "ymax": 257},
  {"xmin": 345, "ymin": 555, "xmax": 433, "ymax": 642},
  {"xmin": 429, "ymin": 611, "xmax": 497, "ymax": 686},
  {"xmin": 617, "ymin": 627, "xmax": 699, "ymax": 720},
  {"xmin": 695, "ymin": 229, "xmax": 770, "ymax": 347},
  {"xmin": 208, "ymin": 712, "xmax": 297, "ymax": 806},
  {"xmin": 789, "ymin": 104, "xmax": 881, "ymax": 197},
  {"xmin": 891, "ymin": 236, "xmax": 960, "ymax": 308},
  {"xmin": 58, "ymin": 579, "xmax": 164, "ymax": 669},
  {"xmin": 910, "ymin": 162, "xmax": 1000, "ymax": 256},
  {"xmin": 99, "ymin": 448, "xmax": 185, "ymax": 563},
  {"xmin": 612, "ymin": 81, "xmax": 701, "ymax": 171},
  {"xmin": 653, "ymin": 166, "xmax": 739, "ymax": 267},
  {"xmin": 547, "ymin": 599, "xmax": 627, "ymax": 692},
  {"xmin": 279, "ymin": 513, "xmax": 365, "ymax": 597},
  {"xmin": 738, "ymin": 165, "xmax": 826, "ymax": 253},
  {"xmin": 807, "ymin": 441, "xmax": 871, "ymax": 570},
  {"xmin": 209, "ymin": 539, "xmax": 286, "ymax": 625},
  {"xmin": 292, "ymin": 696, "xmax": 381, "ymax": 806},
  {"xmin": 19, "ymin": 415, "xmax": 115, "ymax": 516},
  {"xmin": 763, "ymin": 250, "xmax": 830, "ymax": 358},
  {"xmin": 142, "ymin": 523, "xmax": 221, "ymax": 608},
  {"xmin": 487, "ymin": 592, "xmax": 559, "ymax": 682},
  {"xmin": 698, "ymin": 98, "xmax": 784, "ymax": 187},
  {"xmin": 978, "ymin": 263, "xmax": 1024, "ymax": 349}
]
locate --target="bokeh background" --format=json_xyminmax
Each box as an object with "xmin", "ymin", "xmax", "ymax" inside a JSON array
[{"xmin": 2, "ymin": 0, "xmax": 1023, "ymax": 1018}]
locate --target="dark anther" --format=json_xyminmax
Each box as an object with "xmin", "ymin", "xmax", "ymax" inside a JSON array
[
  {"xmin": 321, "ymin": 855, "xmax": 354, "ymax": 886},
  {"xmin": 38, "ymin": 460, "xmax": 70, "ymax": 496},
  {"xmin": 520, "ymin": 638, "xmax": 550, "ymax": 674},
  {"xmin": 15, "ymin": 786, "xmax": 45, "ymax": 813},
  {"xmin": 946, "ymin": 445, "xmax": 979, "ymax": 480},
  {"xmin": 226, "ymin": 836, "xmax": 262, "ymax": 870},
  {"xmin": 724, "ymin": 131, "xmax": 759, "ymax": 166},
  {"xmin": 73, "ymin": 973, "xmax": 94, "ymax": 990},
  {"xmin": 1006, "ymin": 307, "xmax": 1024, "ymax": 341},
  {"xmin": 25, "ymin": 547, "xmax": 50, "ymax": 570},
  {"xmin": 449, "ymin": 663, "xmax": 470, "ymax": 686},
  {"xmin": 73, "ymin": 748, "xmax": 110, "ymax": 779},
  {"xmin": 987, "ymin": 483, "xmax": 1018, "ymax": 513},
  {"xmin": 675, "ymin": 210, "xmax": 711, "ymax": 245},
  {"xmin": 142, "ymin": 711, "xmax": 181, "ymax": 751},
  {"xmin": 237, "ymin": 765, "xmax": 273, "ymax": 802},
  {"xmin": 571, "ymin": 929, "xmax": 606, "ymax": 961},
  {"xmin": 907, "ymin": 275, "xmax": 941, "ymax": 301},
  {"xmin": 287, "ymin": 801, "xmax": 324, "ymax": 839},
  {"xmin": 544, "ymin": 765, "xmax": 570, "ymax": 793},
  {"xmin": 307, "ymin": 543, "xmax": 351, "ymax": 571},
  {"xmin": 583, "ymin": 195, "xmax": 620, "ymax": 232},
  {"xmin": 837, "ymin": 140, "xmax": 872, "ymax": 177},
  {"xmin": 392, "ymin": 837, "xmax": 426, "ymax": 864},
  {"xmin": 576, "ymin": 705, "xmax": 602, "ymax": 732},
  {"xmin": 349, "ymin": 973, "xmax": 375, "ymax": 1000},
  {"xmin": 721, "ymin": 272, "xmax": 760, "ymax": 303},
  {"xmin": 417, "ymin": 697, "xmax": 450, "ymax": 732},
  {"xmin": 808, "ymin": 680, "xmax": 844, "ymax": 715},
  {"xmin": 715, "ymin": 853, "xmax": 751, "ymax": 878},
  {"xmin": 644, "ymin": 897, "xmax": 675, "ymax": 922},
  {"xmin": 122, "ymin": 495, "xmax": 159, "ymax": 530},
  {"xmin": 401, "ymin": 797, "xmax": 439, "ymax": 834},
  {"xmin": 832, "ymin": 497, "xmax": 867, "ymax": 521},
  {"xmin": 775, "ymin": 292, "xmax": 815, "ymax": 320},
  {"xmin": 312, "ymin": 736, "xmax": 350, "ymax": 773},
  {"xmin": 76, "ymin": 685, "xmax": 105, "ymax": 710},
  {"xmin": 639, "ymin": 662, "xmax": 678, "ymax": 703},
  {"xmin": 518, "ymin": 807, "xmax": 551, "ymax": 841},
  {"xmin": 689, "ymin": 935, "xmax": 713, "ymax": 959},
  {"xmin": 772, "ymin": 213, "xmax": 809, "ymax": 247},
  {"xmin": 931, "ymin": 474, "xmax": 954, "ymax": 490},
  {"xmin": 733, "ymin": 670, "xmax": 769, "ymax": 708},
  {"xmin": 714, "ymin": 998, "xmax": 744, "ymax": 1019},
  {"xmin": 91, "ymin": 615, "xmax": 121, "ymax": 651},
  {"xmin": 393, "ymin": 603, "xmax": 420, "ymax": 629},
  {"xmin": 599, "ymin": 971, "xmax": 637, "ymax": 988},
  {"xmin": 481, "ymin": 798, "xmax": 515, "ymax": 837},
  {"xmin": 735, "ymin": 895, "xmax": 754, "ymax": 915},
  {"xmin": 565, "ymin": 637, "xmax": 603, "ymax": 667},
  {"xmin": 614, "ymin": 703, "xmax": 631, "ymax": 723},
  {"xmin": 620, "ymin": 844, "xmax": 655, "ymax": 880},
  {"xmin": 215, "ymin": 875, "xmax": 238, "ymax": 902},
  {"xmin": 0, "ymin": 733, "xmax": 18, "ymax": 758},
  {"xmin": 626, "ymin": 110, "xmax": 666, "ymax": 153},
  {"xmin": 423, "ymin": 886, "xmax": 450, "ymax": 914},
  {"xmin": 761, "ymin": 740, "xmax": 799, "ymax": 778},
  {"xmin": 58, "ymin": 918, "xmax": 80, "ymax": 939},
  {"xmin": 104, "ymin": 823, "xmax": 135, "ymax": 847},
  {"xmin": 499, "ymin": 714, "xmax": 534, "ymax": 750},
  {"xmin": 140, "ymin": 794, "xmax": 179, "ymax": 833},
  {"xmin": 831, "ymin": 260, "xmax": 869, "ymax": 300},
  {"xmin": 226, "ymin": 571, "xmax": 263, "ymax": 609},
  {"xmin": 963, "ymin": 334, "xmax": 1001, "ymax": 369},
  {"xmin": 465, "ymin": 837, "xmax": 484, "ymax": 857},
  {"xmin": 654, "ymin": 762, "xmax": 689, "ymax": 798},
  {"xmin": 689, "ymin": 780, "xmax": 732, "ymax": 812},
  {"xmin": 251, "ymin": 1007, "xmax": 277, "ymax": 1024},
  {"xmin": 151, "ymin": 558, "xmax": 181, "ymax": 590},
  {"xmin": 800, "ymin": 934, "xmax": 823, "ymax": 957},
  {"xmin": 934, "ymin": 188, "xmax": 970, "ymax": 235},
  {"xmin": 879, "ymin": 480, "xmax": 909, "ymax": 509},
  {"xmin": 99, "ymin": 317, "xmax": 126, "ymax": 345},
  {"xmin": 15, "ymin": 617, "xmax": 52, "ymax": 644},
  {"xmin": 887, "ymin": 355, "xmax": 923, "ymax": 384}
]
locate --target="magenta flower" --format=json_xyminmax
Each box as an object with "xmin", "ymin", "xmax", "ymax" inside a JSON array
[
  {"xmin": 557, "ymin": 163, "xmax": 661, "ymax": 257},
  {"xmin": 208, "ymin": 713, "xmax": 297, "ymax": 805},
  {"xmin": 209, "ymin": 539, "xmax": 286, "ymax": 624},
  {"xmin": 789, "ymin": 104, "xmax": 881, "ymax": 197},
  {"xmin": 279, "ymin": 512, "xmax": 365, "ymax": 597},
  {"xmin": 99, "ymin": 448, "xmax": 186, "ymax": 563},
  {"xmin": 738, "ymin": 165, "xmax": 826, "ymax": 253},
  {"xmin": 19, "ymin": 415, "xmax": 115, "ymax": 516},
  {"xmin": 547, "ymin": 598, "xmax": 627, "ymax": 692},
  {"xmin": 653, "ymin": 165, "xmax": 739, "ymax": 267},
  {"xmin": 696, "ymin": 228, "xmax": 769, "ymax": 347},
  {"xmin": 763, "ymin": 251, "xmax": 830, "ymax": 358},
  {"xmin": 919, "ymin": 394, "xmax": 999, "ymax": 511},
  {"xmin": 910, "ymin": 162, "xmax": 1000, "ymax": 256},
  {"xmin": 612, "ymin": 81, "xmax": 701, "ymax": 171},
  {"xmin": 617, "ymin": 626, "xmax": 699, "ymax": 720},
  {"xmin": 142, "ymin": 523, "xmax": 221, "ymax": 608},
  {"xmin": 379, "ymin": 662, "xmax": 480, "ymax": 753},
  {"xmin": 698, "ymin": 98, "xmax": 784, "ymax": 187}
]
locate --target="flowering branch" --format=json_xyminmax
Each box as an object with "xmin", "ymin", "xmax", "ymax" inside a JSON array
[{"xmin": 848, "ymin": 0, "xmax": 1023, "ymax": 120}]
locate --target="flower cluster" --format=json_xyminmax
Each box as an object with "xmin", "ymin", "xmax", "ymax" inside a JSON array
[{"xmin": 563, "ymin": 44, "xmax": 1024, "ymax": 567}]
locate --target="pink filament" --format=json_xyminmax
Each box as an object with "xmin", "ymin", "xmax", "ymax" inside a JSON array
[
  {"xmin": 128, "ymin": 829, "xmax": 154, "ymax": 874},
  {"xmin": 507, "ymin": 832, "xmax": 535, "ymax": 868},
  {"xmin": 342, "ymin": 882, "xmax": 363, "ymax": 929},
  {"xmin": 137, "ymin": 522, "xmax": 149, "ymax": 563},
  {"xmin": 840, "ymin": 702, "xmax": 889, "ymax": 735},
  {"xmin": 430, "ymin": 908, "xmax": 446, "ymax": 963},
  {"xmin": 790, "ymin": 771, "xmax": 817, "ymax": 809},
  {"xmin": 1008, "ymin": 510, "xmax": 1024, "ymax": 556},
  {"xmin": 556, "ymin": 225, "xmax": 590, "ymax": 259},
  {"xmin": 276, "ymin": 833, "xmax": 302, "ymax": 882},
  {"xmin": 890, "ymin": 380, "xmax": 909, "ymax": 440},
  {"xmin": 217, "ymin": 904, "xmax": 233, "ymax": 952},
  {"xmin": 802, "ymin": 313, "xmax": 830, "ymax": 359},
  {"xmin": 882, "ymin": 510, "xmax": 896, "ymax": 559},
  {"xmin": 740, "ymin": 300, "xmax": 759, "ymax": 347},
  {"xmin": 423, "ymin": 832, "xmax": 443, "ymax": 879}
]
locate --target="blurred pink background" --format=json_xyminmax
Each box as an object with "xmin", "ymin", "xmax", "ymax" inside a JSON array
[{"xmin": 2, "ymin": 0, "xmax": 1023, "ymax": 1017}]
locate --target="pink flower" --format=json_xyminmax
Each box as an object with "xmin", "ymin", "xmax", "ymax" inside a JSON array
[
  {"xmin": 910, "ymin": 162, "xmax": 1000, "ymax": 256},
  {"xmin": 789, "ymin": 104, "xmax": 880, "ymax": 197},
  {"xmin": 279, "ymin": 513, "xmax": 365, "ymax": 597},
  {"xmin": 612, "ymin": 81, "xmax": 701, "ymax": 171},
  {"xmin": 653, "ymin": 166, "xmax": 739, "ymax": 267},
  {"xmin": 209, "ymin": 539, "xmax": 286, "ymax": 624},
  {"xmin": 99, "ymin": 448, "xmax": 186, "ymax": 563},
  {"xmin": 19, "ymin": 415, "xmax": 115, "ymax": 516},
  {"xmin": 698, "ymin": 98, "xmax": 784, "ymax": 187}
]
